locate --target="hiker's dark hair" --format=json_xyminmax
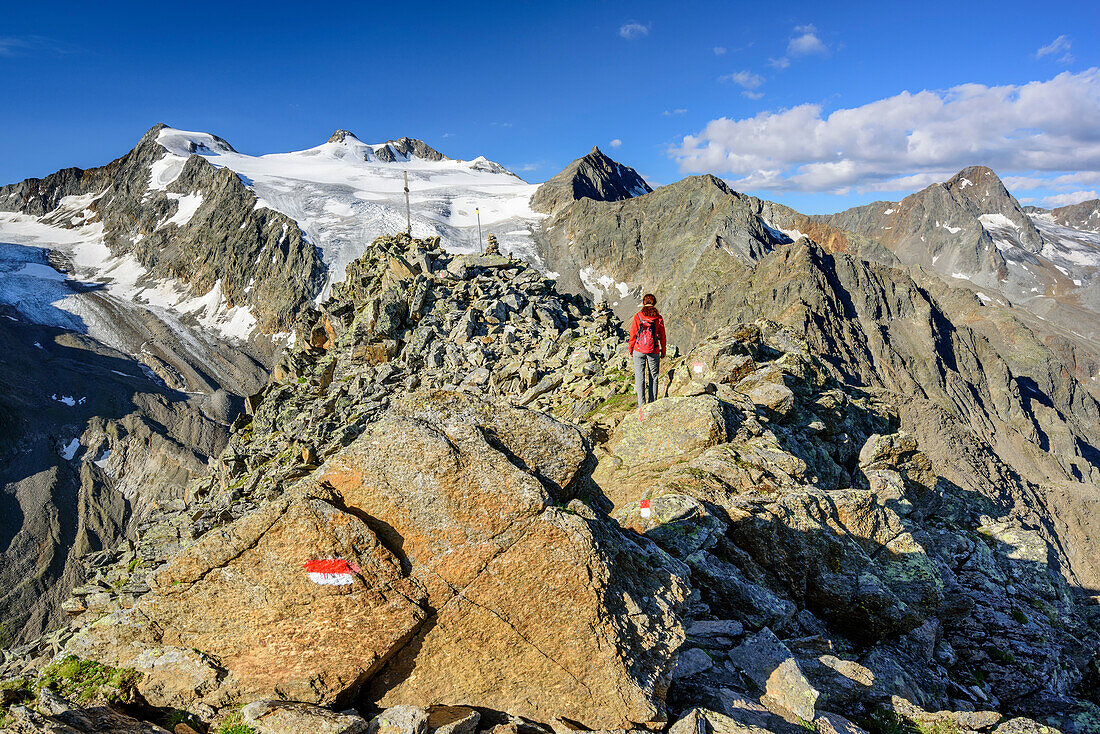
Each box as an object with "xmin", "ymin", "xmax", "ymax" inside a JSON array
[{"xmin": 641, "ymin": 293, "xmax": 659, "ymax": 318}]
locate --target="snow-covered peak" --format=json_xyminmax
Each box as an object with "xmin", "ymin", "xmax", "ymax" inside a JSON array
[
  {"xmin": 327, "ymin": 129, "xmax": 360, "ymax": 144},
  {"xmin": 157, "ymin": 128, "xmax": 237, "ymax": 157},
  {"xmin": 149, "ymin": 126, "xmax": 545, "ymax": 296}
]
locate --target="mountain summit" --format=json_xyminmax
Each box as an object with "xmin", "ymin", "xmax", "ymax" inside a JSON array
[
  {"xmin": 531, "ymin": 146, "xmax": 652, "ymax": 214},
  {"xmin": 326, "ymin": 128, "xmax": 360, "ymax": 143}
]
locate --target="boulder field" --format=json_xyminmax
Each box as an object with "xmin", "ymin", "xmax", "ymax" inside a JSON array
[{"xmin": 2, "ymin": 234, "xmax": 1098, "ymax": 734}]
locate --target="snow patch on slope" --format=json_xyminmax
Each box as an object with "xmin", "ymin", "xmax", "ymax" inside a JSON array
[
  {"xmin": 158, "ymin": 192, "xmax": 203, "ymax": 229},
  {"xmin": 149, "ymin": 154, "xmax": 187, "ymax": 191},
  {"xmin": 1031, "ymin": 212, "xmax": 1100, "ymax": 271},
  {"xmin": 0, "ymin": 211, "xmax": 257, "ymax": 344},
  {"xmin": 579, "ymin": 266, "xmax": 633, "ymax": 307},
  {"xmin": 979, "ymin": 213, "xmax": 1019, "ymax": 232}
]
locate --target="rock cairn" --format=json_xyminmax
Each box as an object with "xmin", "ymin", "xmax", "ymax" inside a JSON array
[{"xmin": 484, "ymin": 232, "xmax": 500, "ymax": 255}]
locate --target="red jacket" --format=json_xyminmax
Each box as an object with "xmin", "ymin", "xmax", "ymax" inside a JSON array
[{"xmin": 629, "ymin": 311, "xmax": 666, "ymax": 356}]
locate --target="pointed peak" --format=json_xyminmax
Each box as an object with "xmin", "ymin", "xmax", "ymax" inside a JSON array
[
  {"xmin": 531, "ymin": 147, "xmax": 653, "ymax": 214},
  {"xmin": 138, "ymin": 123, "xmax": 171, "ymax": 146},
  {"xmin": 947, "ymin": 166, "xmax": 1005, "ymax": 188},
  {"xmin": 327, "ymin": 129, "xmax": 360, "ymax": 144}
]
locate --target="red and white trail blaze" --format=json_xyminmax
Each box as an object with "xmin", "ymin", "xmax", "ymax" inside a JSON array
[
  {"xmin": 640, "ymin": 499, "xmax": 652, "ymax": 519},
  {"xmin": 302, "ymin": 559, "xmax": 360, "ymax": 585}
]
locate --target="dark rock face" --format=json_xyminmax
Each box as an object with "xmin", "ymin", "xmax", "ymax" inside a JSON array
[
  {"xmin": 0, "ymin": 315, "xmax": 247, "ymax": 647},
  {"xmin": 530, "ymin": 146, "xmax": 652, "ymax": 215},
  {"xmin": 532, "ymin": 170, "xmax": 890, "ymax": 340},
  {"xmin": 371, "ymin": 137, "xmax": 447, "ymax": 163},
  {"xmin": 328, "ymin": 129, "xmax": 358, "ymax": 144},
  {"xmin": 0, "ymin": 123, "xmax": 326, "ymax": 332}
]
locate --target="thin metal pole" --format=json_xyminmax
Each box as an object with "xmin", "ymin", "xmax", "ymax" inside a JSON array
[
  {"xmin": 476, "ymin": 207, "xmax": 482, "ymax": 253},
  {"xmin": 403, "ymin": 171, "xmax": 411, "ymax": 236}
]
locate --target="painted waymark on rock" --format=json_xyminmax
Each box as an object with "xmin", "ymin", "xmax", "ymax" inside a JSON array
[
  {"xmin": 302, "ymin": 558, "xmax": 361, "ymax": 585},
  {"xmin": 640, "ymin": 499, "xmax": 652, "ymax": 519}
]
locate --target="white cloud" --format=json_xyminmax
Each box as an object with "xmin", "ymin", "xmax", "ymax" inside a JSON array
[
  {"xmin": 0, "ymin": 35, "xmax": 74, "ymax": 57},
  {"xmin": 619, "ymin": 22, "xmax": 650, "ymax": 40},
  {"xmin": 509, "ymin": 162, "xmax": 542, "ymax": 173},
  {"xmin": 714, "ymin": 46, "xmax": 727, "ymax": 55},
  {"xmin": 670, "ymin": 68, "xmax": 1100, "ymax": 193},
  {"xmin": 1004, "ymin": 171, "xmax": 1100, "ymax": 191},
  {"xmin": 743, "ymin": 91, "xmax": 765, "ymax": 100},
  {"xmin": 855, "ymin": 172, "xmax": 958, "ymax": 194},
  {"xmin": 1038, "ymin": 190, "xmax": 1099, "ymax": 207},
  {"xmin": 663, "ymin": 108, "xmax": 689, "ymax": 116},
  {"xmin": 767, "ymin": 24, "xmax": 829, "ymax": 70},
  {"xmin": 721, "ymin": 70, "xmax": 764, "ymax": 89},
  {"xmin": 1035, "ymin": 35, "xmax": 1072, "ymax": 63},
  {"xmin": 788, "ymin": 24, "xmax": 828, "ymax": 57},
  {"xmin": 609, "ymin": 139, "xmax": 623, "ymax": 148}
]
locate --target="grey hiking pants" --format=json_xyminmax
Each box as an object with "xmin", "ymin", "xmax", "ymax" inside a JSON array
[{"xmin": 633, "ymin": 352, "xmax": 660, "ymax": 406}]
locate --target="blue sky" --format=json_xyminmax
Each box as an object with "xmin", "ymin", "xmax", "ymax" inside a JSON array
[{"xmin": 2, "ymin": 0, "xmax": 1098, "ymax": 213}]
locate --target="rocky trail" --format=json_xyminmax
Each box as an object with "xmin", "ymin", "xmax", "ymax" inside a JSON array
[{"xmin": 2, "ymin": 234, "xmax": 1099, "ymax": 734}]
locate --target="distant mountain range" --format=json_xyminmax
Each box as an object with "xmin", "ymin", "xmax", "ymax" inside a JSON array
[{"xmin": 3, "ymin": 123, "xmax": 1100, "ymax": 652}]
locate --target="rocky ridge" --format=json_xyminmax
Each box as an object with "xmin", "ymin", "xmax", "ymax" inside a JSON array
[
  {"xmin": 3, "ymin": 233, "xmax": 1099, "ymax": 734},
  {"xmin": 529, "ymin": 156, "xmax": 1100, "ymax": 595}
]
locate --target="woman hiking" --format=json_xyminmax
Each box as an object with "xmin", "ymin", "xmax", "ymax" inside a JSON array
[{"xmin": 628, "ymin": 293, "xmax": 666, "ymax": 418}]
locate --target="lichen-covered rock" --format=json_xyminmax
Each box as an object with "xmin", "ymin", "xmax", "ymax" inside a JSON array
[
  {"xmin": 242, "ymin": 700, "xmax": 370, "ymax": 734},
  {"xmin": 367, "ymin": 705, "xmax": 428, "ymax": 734},
  {"xmin": 613, "ymin": 494, "xmax": 726, "ymax": 559},
  {"xmin": 425, "ymin": 706, "xmax": 480, "ymax": 734},
  {"xmin": 67, "ymin": 484, "xmax": 428, "ymax": 707},
  {"xmin": 724, "ymin": 489, "xmax": 946, "ymax": 644},
  {"xmin": 325, "ymin": 396, "xmax": 687, "ymax": 728},
  {"xmin": 726, "ymin": 628, "xmax": 819, "ymax": 724},
  {"xmin": 3, "ymin": 687, "xmax": 170, "ymax": 733},
  {"xmin": 609, "ymin": 396, "xmax": 730, "ymax": 466},
  {"xmin": 668, "ymin": 707, "xmax": 773, "ymax": 734}
]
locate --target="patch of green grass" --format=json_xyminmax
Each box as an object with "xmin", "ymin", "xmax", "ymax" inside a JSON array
[
  {"xmin": 1011, "ymin": 608, "xmax": 1029, "ymax": 625},
  {"xmin": 914, "ymin": 722, "xmax": 962, "ymax": 734},
  {"xmin": 989, "ymin": 647, "xmax": 1016, "ymax": 664},
  {"xmin": 582, "ymin": 390, "xmax": 637, "ymax": 420},
  {"xmin": 857, "ymin": 708, "xmax": 917, "ymax": 734},
  {"xmin": 1, "ymin": 677, "xmax": 34, "ymax": 709},
  {"xmin": 126, "ymin": 558, "xmax": 140, "ymax": 573},
  {"xmin": 163, "ymin": 708, "xmax": 201, "ymax": 729},
  {"xmin": 37, "ymin": 656, "xmax": 141, "ymax": 704},
  {"xmin": 216, "ymin": 711, "xmax": 257, "ymax": 734}
]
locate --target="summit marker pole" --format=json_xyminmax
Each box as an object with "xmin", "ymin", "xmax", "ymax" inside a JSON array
[
  {"xmin": 476, "ymin": 207, "xmax": 482, "ymax": 253},
  {"xmin": 403, "ymin": 171, "xmax": 411, "ymax": 236}
]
